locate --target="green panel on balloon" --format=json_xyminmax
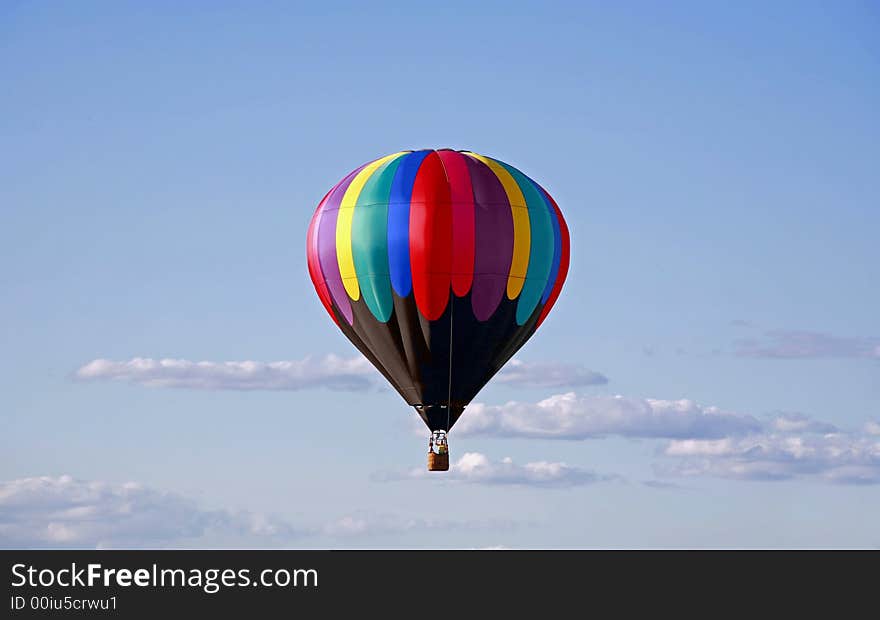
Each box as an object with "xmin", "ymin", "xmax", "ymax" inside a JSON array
[
  {"xmin": 351, "ymin": 156, "xmax": 403, "ymax": 322},
  {"xmin": 495, "ymin": 160, "xmax": 555, "ymax": 325}
]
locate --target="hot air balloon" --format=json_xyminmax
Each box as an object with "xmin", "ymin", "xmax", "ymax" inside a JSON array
[{"xmin": 306, "ymin": 149, "xmax": 570, "ymax": 471}]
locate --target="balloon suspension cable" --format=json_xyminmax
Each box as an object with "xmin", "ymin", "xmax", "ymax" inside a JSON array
[{"xmin": 446, "ymin": 298, "xmax": 454, "ymax": 432}]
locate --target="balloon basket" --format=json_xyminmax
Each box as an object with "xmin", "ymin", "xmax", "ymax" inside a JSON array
[
  {"xmin": 427, "ymin": 430, "xmax": 450, "ymax": 471},
  {"xmin": 428, "ymin": 451, "xmax": 449, "ymax": 471}
]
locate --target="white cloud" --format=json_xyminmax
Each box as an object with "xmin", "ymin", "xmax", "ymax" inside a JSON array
[
  {"xmin": 74, "ymin": 356, "xmax": 600, "ymax": 392},
  {"xmin": 864, "ymin": 421, "xmax": 880, "ymax": 436},
  {"xmin": 0, "ymin": 476, "xmax": 521, "ymax": 548},
  {"xmin": 454, "ymin": 392, "xmax": 761, "ymax": 440},
  {"xmin": 321, "ymin": 514, "xmax": 518, "ymax": 538},
  {"xmin": 0, "ymin": 475, "xmax": 297, "ymax": 548},
  {"xmin": 495, "ymin": 360, "xmax": 608, "ymax": 388},
  {"xmin": 660, "ymin": 432, "xmax": 880, "ymax": 484},
  {"xmin": 389, "ymin": 452, "xmax": 611, "ymax": 488},
  {"xmin": 73, "ymin": 355, "xmax": 377, "ymax": 391},
  {"xmin": 767, "ymin": 412, "xmax": 838, "ymax": 434}
]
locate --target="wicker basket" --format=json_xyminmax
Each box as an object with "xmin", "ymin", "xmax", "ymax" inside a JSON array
[{"xmin": 428, "ymin": 452, "xmax": 449, "ymax": 471}]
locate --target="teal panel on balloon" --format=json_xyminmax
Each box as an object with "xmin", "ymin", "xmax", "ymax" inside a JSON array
[
  {"xmin": 495, "ymin": 160, "xmax": 555, "ymax": 324},
  {"xmin": 351, "ymin": 156, "xmax": 403, "ymax": 322}
]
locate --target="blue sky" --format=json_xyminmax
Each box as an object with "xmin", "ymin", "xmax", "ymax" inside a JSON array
[{"xmin": 2, "ymin": 1, "xmax": 879, "ymax": 548}]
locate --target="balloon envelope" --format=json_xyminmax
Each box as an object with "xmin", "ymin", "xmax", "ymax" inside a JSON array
[{"xmin": 306, "ymin": 149, "xmax": 569, "ymax": 431}]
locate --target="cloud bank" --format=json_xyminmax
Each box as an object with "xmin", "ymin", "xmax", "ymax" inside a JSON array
[
  {"xmin": 454, "ymin": 392, "xmax": 762, "ymax": 440},
  {"xmin": 661, "ymin": 431, "xmax": 880, "ymax": 484},
  {"xmin": 74, "ymin": 357, "xmax": 604, "ymax": 392},
  {"xmin": 0, "ymin": 476, "xmax": 522, "ymax": 549},
  {"xmin": 440, "ymin": 391, "xmax": 879, "ymax": 486},
  {"xmin": 74, "ymin": 356, "xmax": 377, "ymax": 392},
  {"xmin": 0, "ymin": 475, "xmax": 296, "ymax": 548},
  {"xmin": 386, "ymin": 452, "xmax": 611, "ymax": 488}
]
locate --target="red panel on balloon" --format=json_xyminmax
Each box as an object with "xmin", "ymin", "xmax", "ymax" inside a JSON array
[
  {"xmin": 409, "ymin": 151, "xmax": 452, "ymax": 321},
  {"xmin": 437, "ymin": 150, "xmax": 475, "ymax": 297}
]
